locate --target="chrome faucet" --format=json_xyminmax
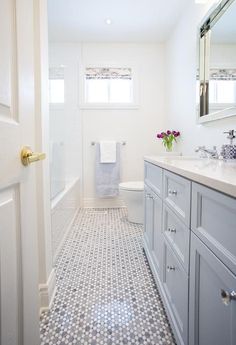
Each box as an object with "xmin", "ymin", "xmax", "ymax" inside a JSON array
[{"xmin": 195, "ymin": 145, "xmax": 219, "ymax": 159}]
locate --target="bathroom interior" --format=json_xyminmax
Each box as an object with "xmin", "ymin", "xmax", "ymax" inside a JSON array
[{"xmin": 41, "ymin": 0, "xmax": 236, "ymax": 344}]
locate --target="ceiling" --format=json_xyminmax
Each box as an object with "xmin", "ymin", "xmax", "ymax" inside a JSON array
[{"xmin": 47, "ymin": 0, "xmax": 189, "ymax": 43}]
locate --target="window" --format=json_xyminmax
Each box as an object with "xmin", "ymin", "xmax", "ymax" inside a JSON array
[
  {"xmin": 84, "ymin": 67, "xmax": 133, "ymax": 104},
  {"xmin": 49, "ymin": 67, "xmax": 65, "ymax": 104}
]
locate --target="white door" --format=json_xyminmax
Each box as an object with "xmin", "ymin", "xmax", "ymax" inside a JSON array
[{"xmin": 0, "ymin": 0, "xmax": 41, "ymax": 344}]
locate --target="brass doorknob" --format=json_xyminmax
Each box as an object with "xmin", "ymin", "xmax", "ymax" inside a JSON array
[{"xmin": 21, "ymin": 146, "xmax": 46, "ymax": 166}]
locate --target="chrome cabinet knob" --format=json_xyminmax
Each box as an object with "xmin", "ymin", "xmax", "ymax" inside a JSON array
[
  {"xmin": 168, "ymin": 189, "xmax": 177, "ymax": 196},
  {"xmin": 221, "ymin": 289, "xmax": 236, "ymax": 305},
  {"xmin": 168, "ymin": 228, "xmax": 176, "ymax": 233},
  {"xmin": 167, "ymin": 265, "xmax": 175, "ymax": 272}
]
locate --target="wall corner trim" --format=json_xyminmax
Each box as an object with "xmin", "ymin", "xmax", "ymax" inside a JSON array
[{"xmin": 39, "ymin": 268, "xmax": 57, "ymax": 315}]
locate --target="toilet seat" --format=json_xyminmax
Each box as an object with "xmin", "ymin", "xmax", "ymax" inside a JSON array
[{"xmin": 119, "ymin": 181, "xmax": 144, "ymax": 191}]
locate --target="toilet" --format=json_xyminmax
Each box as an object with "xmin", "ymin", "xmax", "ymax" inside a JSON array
[{"xmin": 119, "ymin": 181, "xmax": 144, "ymax": 224}]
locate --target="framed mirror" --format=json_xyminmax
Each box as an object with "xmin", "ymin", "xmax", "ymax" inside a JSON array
[{"xmin": 197, "ymin": 0, "xmax": 236, "ymax": 123}]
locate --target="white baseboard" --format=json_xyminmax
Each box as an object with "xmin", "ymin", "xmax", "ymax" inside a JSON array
[
  {"xmin": 39, "ymin": 268, "xmax": 57, "ymax": 314},
  {"xmin": 83, "ymin": 197, "xmax": 125, "ymax": 208}
]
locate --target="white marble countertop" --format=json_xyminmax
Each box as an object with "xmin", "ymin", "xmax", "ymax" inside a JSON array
[{"xmin": 144, "ymin": 156, "xmax": 236, "ymax": 198}]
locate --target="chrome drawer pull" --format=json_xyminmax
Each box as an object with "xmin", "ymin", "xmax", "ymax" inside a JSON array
[
  {"xmin": 167, "ymin": 265, "xmax": 175, "ymax": 272},
  {"xmin": 221, "ymin": 289, "xmax": 236, "ymax": 305},
  {"xmin": 168, "ymin": 189, "xmax": 178, "ymax": 196},
  {"xmin": 168, "ymin": 227, "xmax": 177, "ymax": 233}
]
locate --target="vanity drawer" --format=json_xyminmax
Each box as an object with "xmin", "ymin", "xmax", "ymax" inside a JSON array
[
  {"xmin": 191, "ymin": 182, "xmax": 236, "ymax": 276},
  {"xmin": 163, "ymin": 170, "xmax": 191, "ymax": 226},
  {"xmin": 162, "ymin": 239, "xmax": 188, "ymax": 345},
  {"xmin": 163, "ymin": 204, "xmax": 190, "ymax": 273},
  {"xmin": 144, "ymin": 162, "xmax": 163, "ymax": 196}
]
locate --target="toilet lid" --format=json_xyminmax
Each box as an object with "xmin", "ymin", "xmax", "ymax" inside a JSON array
[{"xmin": 119, "ymin": 181, "xmax": 144, "ymax": 191}]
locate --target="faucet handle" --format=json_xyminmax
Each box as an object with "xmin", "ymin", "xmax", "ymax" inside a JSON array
[
  {"xmin": 223, "ymin": 130, "xmax": 235, "ymax": 139},
  {"xmin": 223, "ymin": 130, "xmax": 235, "ymax": 145}
]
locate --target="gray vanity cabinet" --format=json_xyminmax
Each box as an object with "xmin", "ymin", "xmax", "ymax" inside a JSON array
[
  {"xmin": 144, "ymin": 159, "xmax": 236, "ymax": 345},
  {"xmin": 144, "ymin": 163, "xmax": 189, "ymax": 345},
  {"xmin": 189, "ymin": 233, "xmax": 236, "ymax": 345}
]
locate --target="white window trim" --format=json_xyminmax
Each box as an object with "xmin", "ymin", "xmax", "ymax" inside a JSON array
[{"xmin": 79, "ymin": 62, "xmax": 140, "ymax": 110}]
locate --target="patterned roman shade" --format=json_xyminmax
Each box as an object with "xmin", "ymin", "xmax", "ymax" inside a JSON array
[
  {"xmin": 85, "ymin": 67, "xmax": 132, "ymax": 80},
  {"xmin": 210, "ymin": 69, "xmax": 236, "ymax": 81}
]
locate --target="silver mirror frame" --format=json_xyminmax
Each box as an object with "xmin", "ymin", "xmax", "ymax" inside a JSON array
[{"xmin": 197, "ymin": 0, "xmax": 236, "ymax": 123}]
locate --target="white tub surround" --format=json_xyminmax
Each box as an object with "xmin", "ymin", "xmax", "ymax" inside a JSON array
[
  {"xmin": 51, "ymin": 178, "xmax": 81, "ymax": 262},
  {"xmin": 144, "ymin": 156, "xmax": 236, "ymax": 197}
]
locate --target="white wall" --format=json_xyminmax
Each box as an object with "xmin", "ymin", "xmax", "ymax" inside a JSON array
[
  {"xmin": 49, "ymin": 43, "xmax": 82, "ymax": 185},
  {"xmin": 81, "ymin": 43, "xmax": 166, "ymax": 207},
  {"xmin": 211, "ymin": 44, "xmax": 236, "ymax": 67},
  {"xmin": 165, "ymin": 1, "xmax": 236, "ymax": 155}
]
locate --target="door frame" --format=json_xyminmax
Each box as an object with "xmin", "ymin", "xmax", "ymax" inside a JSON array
[{"xmin": 33, "ymin": 0, "xmax": 56, "ymax": 314}]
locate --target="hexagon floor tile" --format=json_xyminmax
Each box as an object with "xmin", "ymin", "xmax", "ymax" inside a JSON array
[{"xmin": 40, "ymin": 208, "xmax": 176, "ymax": 345}]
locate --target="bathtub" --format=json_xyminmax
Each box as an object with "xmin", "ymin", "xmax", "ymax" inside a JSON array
[{"xmin": 51, "ymin": 177, "xmax": 80, "ymax": 262}]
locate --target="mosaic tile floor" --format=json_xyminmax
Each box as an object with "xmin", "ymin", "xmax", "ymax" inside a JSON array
[{"xmin": 40, "ymin": 208, "xmax": 176, "ymax": 345}]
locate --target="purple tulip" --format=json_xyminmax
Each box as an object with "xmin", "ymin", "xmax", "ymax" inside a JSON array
[{"xmin": 156, "ymin": 130, "xmax": 180, "ymax": 140}]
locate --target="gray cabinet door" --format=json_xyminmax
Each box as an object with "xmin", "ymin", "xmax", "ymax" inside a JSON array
[
  {"xmin": 152, "ymin": 192, "xmax": 163, "ymax": 276},
  {"xmin": 144, "ymin": 186, "xmax": 154, "ymax": 251},
  {"xmin": 189, "ymin": 233, "xmax": 236, "ymax": 345},
  {"xmin": 162, "ymin": 239, "xmax": 189, "ymax": 345}
]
